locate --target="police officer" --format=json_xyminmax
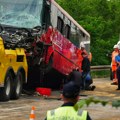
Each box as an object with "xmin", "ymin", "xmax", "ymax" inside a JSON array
[{"xmin": 45, "ymin": 81, "xmax": 92, "ymax": 120}]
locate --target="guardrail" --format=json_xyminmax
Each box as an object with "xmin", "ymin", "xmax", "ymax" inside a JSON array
[{"xmin": 91, "ymin": 65, "xmax": 110, "ymax": 71}]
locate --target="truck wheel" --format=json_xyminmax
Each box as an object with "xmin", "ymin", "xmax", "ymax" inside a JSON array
[
  {"xmin": 11, "ymin": 72, "xmax": 23, "ymax": 100},
  {"xmin": 0, "ymin": 72, "xmax": 12, "ymax": 101}
]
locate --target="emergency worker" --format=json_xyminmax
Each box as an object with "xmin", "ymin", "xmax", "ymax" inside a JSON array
[
  {"xmin": 111, "ymin": 44, "xmax": 118, "ymax": 85},
  {"xmin": 45, "ymin": 81, "xmax": 92, "ymax": 120},
  {"xmin": 115, "ymin": 49, "xmax": 120, "ymax": 90},
  {"xmin": 80, "ymin": 43, "xmax": 88, "ymax": 56},
  {"xmin": 80, "ymin": 43, "xmax": 92, "ymax": 62}
]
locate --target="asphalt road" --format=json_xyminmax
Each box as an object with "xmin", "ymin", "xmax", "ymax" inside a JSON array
[{"xmin": 0, "ymin": 78, "xmax": 120, "ymax": 120}]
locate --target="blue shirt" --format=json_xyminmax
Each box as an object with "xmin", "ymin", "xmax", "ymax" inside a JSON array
[
  {"xmin": 115, "ymin": 54, "xmax": 120, "ymax": 70},
  {"xmin": 115, "ymin": 55, "xmax": 120, "ymax": 62}
]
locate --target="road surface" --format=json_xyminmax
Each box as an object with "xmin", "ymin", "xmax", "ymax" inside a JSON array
[{"xmin": 0, "ymin": 78, "xmax": 120, "ymax": 120}]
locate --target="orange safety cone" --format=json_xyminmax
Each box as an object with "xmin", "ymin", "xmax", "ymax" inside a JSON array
[{"xmin": 29, "ymin": 106, "xmax": 35, "ymax": 120}]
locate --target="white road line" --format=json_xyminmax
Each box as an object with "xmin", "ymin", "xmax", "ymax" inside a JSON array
[
  {"xmin": 0, "ymin": 116, "xmax": 8, "ymax": 119},
  {"xmin": 1, "ymin": 106, "xmax": 29, "ymax": 111}
]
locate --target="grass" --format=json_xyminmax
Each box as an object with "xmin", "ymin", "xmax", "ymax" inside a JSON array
[{"xmin": 91, "ymin": 70, "xmax": 110, "ymax": 78}]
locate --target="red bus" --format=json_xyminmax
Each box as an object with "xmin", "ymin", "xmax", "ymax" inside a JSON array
[{"xmin": 0, "ymin": 0, "xmax": 90, "ymax": 89}]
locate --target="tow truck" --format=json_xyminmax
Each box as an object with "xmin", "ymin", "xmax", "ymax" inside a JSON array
[
  {"xmin": 0, "ymin": 24, "xmax": 46, "ymax": 102},
  {"xmin": 0, "ymin": 33, "xmax": 28, "ymax": 101}
]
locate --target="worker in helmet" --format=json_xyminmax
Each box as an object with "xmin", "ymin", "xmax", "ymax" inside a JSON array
[
  {"xmin": 80, "ymin": 43, "xmax": 88, "ymax": 56},
  {"xmin": 80, "ymin": 43, "xmax": 92, "ymax": 62},
  {"xmin": 111, "ymin": 44, "xmax": 118, "ymax": 85},
  {"xmin": 45, "ymin": 81, "xmax": 92, "ymax": 120}
]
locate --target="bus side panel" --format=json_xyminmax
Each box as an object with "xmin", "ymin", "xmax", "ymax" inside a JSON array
[
  {"xmin": 52, "ymin": 50, "xmax": 75, "ymax": 75},
  {"xmin": 52, "ymin": 30, "xmax": 82, "ymax": 75}
]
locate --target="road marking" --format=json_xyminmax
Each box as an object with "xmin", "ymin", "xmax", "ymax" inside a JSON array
[
  {"xmin": 0, "ymin": 116, "xmax": 8, "ymax": 119},
  {"xmin": 1, "ymin": 106, "xmax": 29, "ymax": 111}
]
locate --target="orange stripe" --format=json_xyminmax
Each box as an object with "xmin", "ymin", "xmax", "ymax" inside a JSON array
[{"xmin": 30, "ymin": 114, "xmax": 35, "ymax": 118}]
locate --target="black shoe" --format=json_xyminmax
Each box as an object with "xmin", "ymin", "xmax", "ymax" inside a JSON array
[
  {"xmin": 85, "ymin": 86, "xmax": 96, "ymax": 91},
  {"xmin": 116, "ymin": 88, "xmax": 120, "ymax": 90},
  {"xmin": 111, "ymin": 82, "xmax": 118, "ymax": 85},
  {"xmin": 91, "ymin": 85, "xmax": 96, "ymax": 91}
]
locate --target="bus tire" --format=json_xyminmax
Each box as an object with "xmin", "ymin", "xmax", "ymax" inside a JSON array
[
  {"xmin": 10, "ymin": 71, "xmax": 23, "ymax": 100},
  {"xmin": 0, "ymin": 72, "xmax": 12, "ymax": 101}
]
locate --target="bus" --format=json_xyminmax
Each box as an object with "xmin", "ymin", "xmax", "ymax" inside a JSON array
[{"xmin": 0, "ymin": 0, "xmax": 90, "ymax": 89}]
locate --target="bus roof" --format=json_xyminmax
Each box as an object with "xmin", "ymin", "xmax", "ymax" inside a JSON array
[{"xmin": 51, "ymin": 0, "xmax": 90, "ymax": 38}]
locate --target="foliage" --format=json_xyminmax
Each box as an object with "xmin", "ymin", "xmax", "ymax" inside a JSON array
[
  {"xmin": 91, "ymin": 70, "xmax": 110, "ymax": 78},
  {"xmin": 112, "ymin": 100, "xmax": 120, "ymax": 108},
  {"xmin": 56, "ymin": 0, "xmax": 120, "ymax": 65},
  {"xmin": 74, "ymin": 97, "xmax": 120, "ymax": 110}
]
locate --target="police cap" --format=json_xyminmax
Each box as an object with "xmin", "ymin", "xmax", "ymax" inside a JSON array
[{"xmin": 62, "ymin": 81, "xmax": 80, "ymax": 98}]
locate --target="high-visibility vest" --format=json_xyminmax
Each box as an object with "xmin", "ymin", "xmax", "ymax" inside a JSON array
[
  {"xmin": 47, "ymin": 106, "xmax": 88, "ymax": 120},
  {"xmin": 112, "ymin": 51, "xmax": 118, "ymax": 66},
  {"xmin": 111, "ymin": 51, "xmax": 118, "ymax": 71}
]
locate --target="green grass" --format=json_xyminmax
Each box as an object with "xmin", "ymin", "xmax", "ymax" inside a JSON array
[{"xmin": 91, "ymin": 70, "xmax": 110, "ymax": 78}]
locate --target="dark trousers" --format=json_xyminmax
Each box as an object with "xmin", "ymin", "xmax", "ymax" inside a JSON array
[
  {"xmin": 82, "ymin": 72, "xmax": 92, "ymax": 89},
  {"xmin": 116, "ymin": 68, "xmax": 120, "ymax": 88}
]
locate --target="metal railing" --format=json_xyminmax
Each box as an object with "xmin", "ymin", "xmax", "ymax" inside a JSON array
[{"xmin": 91, "ymin": 65, "xmax": 110, "ymax": 71}]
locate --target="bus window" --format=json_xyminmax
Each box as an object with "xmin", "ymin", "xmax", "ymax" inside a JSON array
[
  {"xmin": 50, "ymin": 3, "xmax": 57, "ymax": 27},
  {"xmin": 82, "ymin": 32, "xmax": 85, "ymax": 37},
  {"xmin": 64, "ymin": 24, "xmax": 70, "ymax": 39},
  {"xmin": 57, "ymin": 16, "xmax": 64, "ymax": 33},
  {"xmin": 76, "ymin": 28, "xmax": 80, "ymax": 47},
  {"xmin": 70, "ymin": 23, "xmax": 79, "ymax": 47},
  {"xmin": 43, "ymin": 0, "xmax": 51, "ymax": 29}
]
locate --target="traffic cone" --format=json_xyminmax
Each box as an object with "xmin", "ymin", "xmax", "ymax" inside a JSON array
[{"xmin": 29, "ymin": 106, "xmax": 35, "ymax": 120}]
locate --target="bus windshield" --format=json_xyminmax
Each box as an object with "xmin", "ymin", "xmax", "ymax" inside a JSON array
[{"xmin": 0, "ymin": 0, "xmax": 43, "ymax": 28}]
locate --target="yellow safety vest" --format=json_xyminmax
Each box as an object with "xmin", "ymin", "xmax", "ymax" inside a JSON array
[{"xmin": 47, "ymin": 106, "xmax": 87, "ymax": 120}]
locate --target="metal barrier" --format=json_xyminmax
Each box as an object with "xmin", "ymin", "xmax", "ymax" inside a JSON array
[{"xmin": 91, "ymin": 65, "xmax": 110, "ymax": 71}]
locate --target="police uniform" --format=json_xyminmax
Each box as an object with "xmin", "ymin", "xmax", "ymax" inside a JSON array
[{"xmin": 45, "ymin": 82, "xmax": 92, "ymax": 120}]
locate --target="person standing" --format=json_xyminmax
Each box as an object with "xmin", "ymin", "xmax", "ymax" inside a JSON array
[
  {"xmin": 115, "ymin": 49, "xmax": 120, "ymax": 90},
  {"xmin": 45, "ymin": 81, "xmax": 92, "ymax": 120},
  {"xmin": 111, "ymin": 44, "xmax": 118, "ymax": 85},
  {"xmin": 81, "ymin": 52, "xmax": 95, "ymax": 90}
]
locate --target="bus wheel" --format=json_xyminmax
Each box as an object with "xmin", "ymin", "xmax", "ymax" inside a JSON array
[
  {"xmin": 0, "ymin": 72, "xmax": 12, "ymax": 101},
  {"xmin": 11, "ymin": 72, "xmax": 23, "ymax": 100}
]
